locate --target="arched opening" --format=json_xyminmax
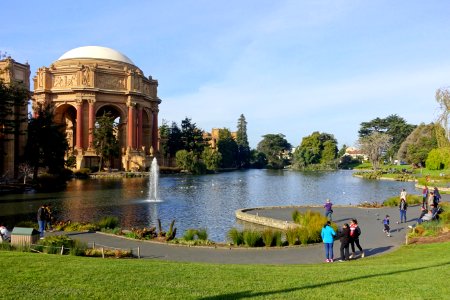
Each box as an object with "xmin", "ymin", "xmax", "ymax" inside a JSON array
[{"xmin": 54, "ymin": 104, "xmax": 77, "ymax": 154}]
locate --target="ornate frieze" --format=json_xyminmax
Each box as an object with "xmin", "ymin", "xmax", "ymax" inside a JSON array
[
  {"xmin": 97, "ymin": 73, "xmax": 126, "ymax": 90},
  {"xmin": 53, "ymin": 74, "xmax": 77, "ymax": 88}
]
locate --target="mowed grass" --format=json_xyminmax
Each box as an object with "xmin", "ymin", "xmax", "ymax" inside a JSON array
[{"xmin": 1, "ymin": 242, "xmax": 450, "ymax": 299}]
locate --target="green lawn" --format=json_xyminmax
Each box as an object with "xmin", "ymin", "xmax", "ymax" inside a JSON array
[{"xmin": 1, "ymin": 242, "xmax": 450, "ymax": 299}]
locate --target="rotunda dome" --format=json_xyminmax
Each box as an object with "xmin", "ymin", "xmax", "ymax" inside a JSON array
[{"xmin": 57, "ymin": 46, "xmax": 135, "ymax": 65}]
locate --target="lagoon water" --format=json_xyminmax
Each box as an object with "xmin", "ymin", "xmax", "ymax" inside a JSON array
[{"xmin": 0, "ymin": 169, "xmax": 416, "ymax": 242}]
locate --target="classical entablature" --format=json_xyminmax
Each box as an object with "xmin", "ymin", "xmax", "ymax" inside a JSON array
[{"xmin": 32, "ymin": 46, "xmax": 161, "ymax": 171}]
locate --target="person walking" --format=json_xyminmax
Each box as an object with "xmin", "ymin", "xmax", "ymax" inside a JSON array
[
  {"xmin": 324, "ymin": 199, "xmax": 333, "ymax": 221},
  {"xmin": 37, "ymin": 204, "xmax": 46, "ymax": 238},
  {"xmin": 338, "ymin": 223, "xmax": 350, "ymax": 262},
  {"xmin": 321, "ymin": 221, "xmax": 336, "ymax": 263},
  {"xmin": 44, "ymin": 204, "xmax": 53, "ymax": 231},
  {"xmin": 399, "ymin": 198, "xmax": 408, "ymax": 223},
  {"xmin": 349, "ymin": 219, "xmax": 364, "ymax": 258},
  {"xmin": 383, "ymin": 215, "xmax": 391, "ymax": 237}
]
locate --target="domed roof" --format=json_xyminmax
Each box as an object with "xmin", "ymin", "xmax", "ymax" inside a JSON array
[{"xmin": 57, "ymin": 46, "xmax": 135, "ymax": 65}]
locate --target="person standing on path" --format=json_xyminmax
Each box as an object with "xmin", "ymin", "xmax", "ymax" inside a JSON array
[
  {"xmin": 349, "ymin": 219, "xmax": 364, "ymax": 259},
  {"xmin": 37, "ymin": 204, "xmax": 46, "ymax": 238},
  {"xmin": 338, "ymin": 223, "xmax": 350, "ymax": 261},
  {"xmin": 433, "ymin": 187, "xmax": 441, "ymax": 205},
  {"xmin": 320, "ymin": 221, "xmax": 336, "ymax": 263},
  {"xmin": 399, "ymin": 198, "xmax": 408, "ymax": 223},
  {"xmin": 427, "ymin": 192, "xmax": 435, "ymax": 210},
  {"xmin": 422, "ymin": 185, "xmax": 429, "ymax": 209},
  {"xmin": 324, "ymin": 199, "xmax": 333, "ymax": 221}
]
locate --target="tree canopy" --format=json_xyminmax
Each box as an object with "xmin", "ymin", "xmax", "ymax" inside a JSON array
[
  {"xmin": 357, "ymin": 132, "xmax": 391, "ymax": 170},
  {"xmin": 397, "ymin": 123, "xmax": 439, "ymax": 166},
  {"xmin": 293, "ymin": 131, "xmax": 338, "ymax": 170},
  {"xmin": 92, "ymin": 112, "xmax": 120, "ymax": 171},
  {"xmin": 358, "ymin": 114, "xmax": 415, "ymax": 161},
  {"xmin": 256, "ymin": 134, "xmax": 291, "ymax": 169},
  {"xmin": 236, "ymin": 114, "xmax": 250, "ymax": 168},
  {"xmin": 217, "ymin": 128, "xmax": 238, "ymax": 168}
]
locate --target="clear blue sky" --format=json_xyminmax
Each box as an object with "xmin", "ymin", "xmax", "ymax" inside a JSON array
[{"xmin": 2, "ymin": 1, "xmax": 450, "ymax": 148}]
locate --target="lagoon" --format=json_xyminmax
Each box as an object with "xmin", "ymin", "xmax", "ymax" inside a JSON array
[{"xmin": 0, "ymin": 169, "xmax": 416, "ymax": 242}]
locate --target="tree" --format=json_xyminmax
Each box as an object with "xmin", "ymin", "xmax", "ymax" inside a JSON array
[
  {"xmin": 397, "ymin": 123, "xmax": 438, "ymax": 166},
  {"xmin": 435, "ymin": 87, "xmax": 450, "ymax": 147},
  {"xmin": 217, "ymin": 128, "xmax": 238, "ymax": 168},
  {"xmin": 92, "ymin": 112, "xmax": 120, "ymax": 171},
  {"xmin": 249, "ymin": 150, "xmax": 267, "ymax": 168},
  {"xmin": 337, "ymin": 144, "xmax": 348, "ymax": 158},
  {"xmin": 358, "ymin": 114, "xmax": 415, "ymax": 161},
  {"xmin": 181, "ymin": 117, "xmax": 205, "ymax": 155},
  {"xmin": 357, "ymin": 132, "xmax": 391, "ymax": 170},
  {"xmin": 256, "ymin": 134, "xmax": 291, "ymax": 169},
  {"xmin": 175, "ymin": 150, "xmax": 206, "ymax": 174},
  {"xmin": 158, "ymin": 120, "xmax": 170, "ymax": 158},
  {"xmin": 293, "ymin": 131, "xmax": 338, "ymax": 169},
  {"xmin": 236, "ymin": 114, "xmax": 250, "ymax": 168},
  {"xmin": 24, "ymin": 103, "xmax": 68, "ymax": 178},
  {"xmin": 201, "ymin": 148, "xmax": 222, "ymax": 171}
]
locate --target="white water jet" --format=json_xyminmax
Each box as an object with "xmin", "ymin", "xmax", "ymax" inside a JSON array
[{"xmin": 147, "ymin": 157, "xmax": 162, "ymax": 202}]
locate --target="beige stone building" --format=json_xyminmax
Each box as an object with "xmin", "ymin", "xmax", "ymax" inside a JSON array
[
  {"xmin": 0, "ymin": 57, "xmax": 30, "ymax": 179},
  {"xmin": 32, "ymin": 46, "xmax": 161, "ymax": 171}
]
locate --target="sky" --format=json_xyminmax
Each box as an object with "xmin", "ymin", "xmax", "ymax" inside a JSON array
[{"xmin": 2, "ymin": 0, "xmax": 450, "ymax": 148}]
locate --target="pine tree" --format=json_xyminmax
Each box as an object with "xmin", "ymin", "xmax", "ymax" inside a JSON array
[{"xmin": 236, "ymin": 114, "xmax": 250, "ymax": 168}]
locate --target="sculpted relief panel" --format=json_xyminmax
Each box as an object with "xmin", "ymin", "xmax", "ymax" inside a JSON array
[
  {"xmin": 97, "ymin": 73, "xmax": 126, "ymax": 90},
  {"xmin": 53, "ymin": 74, "xmax": 77, "ymax": 88}
]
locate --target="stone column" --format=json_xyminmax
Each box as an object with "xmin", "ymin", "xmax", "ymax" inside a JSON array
[
  {"xmin": 152, "ymin": 109, "xmax": 158, "ymax": 152},
  {"xmin": 88, "ymin": 100, "xmax": 95, "ymax": 149},
  {"xmin": 138, "ymin": 107, "xmax": 143, "ymax": 148},
  {"xmin": 127, "ymin": 102, "xmax": 136, "ymax": 149},
  {"xmin": 76, "ymin": 100, "xmax": 83, "ymax": 149}
]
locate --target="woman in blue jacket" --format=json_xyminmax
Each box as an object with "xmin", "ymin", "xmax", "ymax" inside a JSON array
[{"xmin": 321, "ymin": 221, "xmax": 336, "ymax": 262}]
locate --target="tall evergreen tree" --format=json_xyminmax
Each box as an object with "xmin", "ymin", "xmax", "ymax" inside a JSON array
[
  {"xmin": 181, "ymin": 117, "xmax": 205, "ymax": 155},
  {"xmin": 217, "ymin": 128, "xmax": 238, "ymax": 168},
  {"xmin": 236, "ymin": 114, "xmax": 250, "ymax": 168}
]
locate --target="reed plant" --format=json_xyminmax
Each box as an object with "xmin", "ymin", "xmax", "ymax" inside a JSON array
[
  {"xmin": 285, "ymin": 228, "xmax": 298, "ymax": 246},
  {"xmin": 273, "ymin": 230, "xmax": 283, "ymax": 247},
  {"xmin": 242, "ymin": 229, "xmax": 262, "ymax": 247},
  {"xmin": 183, "ymin": 229, "xmax": 197, "ymax": 241},
  {"xmin": 196, "ymin": 228, "xmax": 208, "ymax": 241},
  {"xmin": 97, "ymin": 216, "xmax": 119, "ymax": 230},
  {"xmin": 227, "ymin": 227, "xmax": 243, "ymax": 246},
  {"xmin": 261, "ymin": 229, "xmax": 275, "ymax": 247}
]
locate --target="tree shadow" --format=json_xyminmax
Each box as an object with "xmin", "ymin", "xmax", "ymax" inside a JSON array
[{"xmin": 199, "ymin": 261, "xmax": 450, "ymax": 299}]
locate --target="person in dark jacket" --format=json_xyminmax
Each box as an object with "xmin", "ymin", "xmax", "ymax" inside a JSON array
[
  {"xmin": 399, "ymin": 198, "xmax": 408, "ymax": 223},
  {"xmin": 338, "ymin": 223, "xmax": 350, "ymax": 261}
]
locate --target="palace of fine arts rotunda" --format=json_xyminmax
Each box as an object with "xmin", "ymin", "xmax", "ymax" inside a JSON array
[{"xmin": 32, "ymin": 46, "xmax": 161, "ymax": 171}]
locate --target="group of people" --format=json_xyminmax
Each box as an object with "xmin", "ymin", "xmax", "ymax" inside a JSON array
[
  {"xmin": 422, "ymin": 186, "xmax": 441, "ymax": 210},
  {"xmin": 37, "ymin": 203, "xmax": 54, "ymax": 238},
  {"xmin": 321, "ymin": 199, "xmax": 364, "ymax": 262},
  {"xmin": 321, "ymin": 218, "xmax": 364, "ymax": 263}
]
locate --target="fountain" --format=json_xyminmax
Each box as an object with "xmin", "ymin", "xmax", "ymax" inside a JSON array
[{"xmin": 147, "ymin": 157, "xmax": 162, "ymax": 202}]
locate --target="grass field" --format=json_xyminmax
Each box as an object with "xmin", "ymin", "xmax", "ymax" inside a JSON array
[{"xmin": 1, "ymin": 242, "xmax": 449, "ymax": 299}]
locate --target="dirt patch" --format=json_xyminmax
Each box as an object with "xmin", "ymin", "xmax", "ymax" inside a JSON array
[{"xmin": 408, "ymin": 231, "xmax": 450, "ymax": 244}]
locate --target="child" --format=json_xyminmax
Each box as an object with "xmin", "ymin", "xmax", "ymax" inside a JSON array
[
  {"xmin": 383, "ymin": 215, "xmax": 391, "ymax": 237},
  {"xmin": 324, "ymin": 199, "xmax": 333, "ymax": 221}
]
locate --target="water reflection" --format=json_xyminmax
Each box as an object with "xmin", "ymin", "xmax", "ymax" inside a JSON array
[{"xmin": 0, "ymin": 169, "xmax": 416, "ymax": 241}]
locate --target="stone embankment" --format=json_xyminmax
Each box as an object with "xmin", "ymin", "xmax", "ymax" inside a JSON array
[{"xmin": 236, "ymin": 206, "xmax": 301, "ymax": 230}]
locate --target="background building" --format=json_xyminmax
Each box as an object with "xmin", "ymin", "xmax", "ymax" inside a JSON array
[{"xmin": 0, "ymin": 57, "xmax": 30, "ymax": 179}]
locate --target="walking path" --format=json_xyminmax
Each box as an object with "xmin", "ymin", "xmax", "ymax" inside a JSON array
[{"xmin": 62, "ymin": 195, "xmax": 449, "ymax": 265}]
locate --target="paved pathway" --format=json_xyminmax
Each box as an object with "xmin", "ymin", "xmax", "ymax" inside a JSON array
[{"xmin": 62, "ymin": 195, "xmax": 449, "ymax": 265}]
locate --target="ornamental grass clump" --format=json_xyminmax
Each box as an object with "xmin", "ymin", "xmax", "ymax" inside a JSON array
[
  {"xmin": 285, "ymin": 228, "xmax": 298, "ymax": 246},
  {"xmin": 242, "ymin": 229, "xmax": 262, "ymax": 247},
  {"xmin": 292, "ymin": 209, "xmax": 329, "ymax": 245},
  {"xmin": 383, "ymin": 194, "xmax": 422, "ymax": 207},
  {"xmin": 196, "ymin": 228, "xmax": 208, "ymax": 241},
  {"xmin": 97, "ymin": 216, "xmax": 119, "ymax": 230},
  {"xmin": 183, "ymin": 229, "xmax": 197, "ymax": 241},
  {"xmin": 227, "ymin": 227, "xmax": 243, "ymax": 246},
  {"xmin": 261, "ymin": 229, "xmax": 275, "ymax": 247}
]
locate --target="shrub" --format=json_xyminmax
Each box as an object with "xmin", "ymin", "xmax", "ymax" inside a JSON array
[
  {"xmin": 32, "ymin": 235, "xmax": 86, "ymax": 256},
  {"xmin": 15, "ymin": 221, "xmax": 39, "ymax": 230},
  {"xmin": 273, "ymin": 231, "xmax": 283, "ymax": 247},
  {"xmin": 183, "ymin": 229, "xmax": 197, "ymax": 241},
  {"xmin": 196, "ymin": 228, "xmax": 208, "ymax": 241},
  {"xmin": 242, "ymin": 229, "xmax": 262, "ymax": 247},
  {"xmin": 426, "ymin": 148, "xmax": 450, "ymax": 170},
  {"xmin": 97, "ymin": 216, "xmax": 119, "ymax": 230},
  {"xmin": 383, "ymin": 194, "xmax": 422, "ymax": 207},
  {"xmin": 285, "ymin": 228, "xmax": 298, "ymax": 246},
  {"xmin": 84, "ymin": 248, "xmax": 133, "ymax": 258},
  {"xmin": 227, "ymin": 228, "xmax": 243, "ymax": 246},
  {"xmin": 73, "ymin": 168, "xmax": 90, "ymax": 179},
  {"xmin": 297, "ymin": 227, "xmax": 309, "ymax": 245},
  {"xmin": 261, "ymin": 229, "xmax": 275, "ymax": 247}
]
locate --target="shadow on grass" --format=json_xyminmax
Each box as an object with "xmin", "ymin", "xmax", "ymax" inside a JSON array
[{"xmin": 199, "ymin": 261, "xmax": 450, "ymax": 299}]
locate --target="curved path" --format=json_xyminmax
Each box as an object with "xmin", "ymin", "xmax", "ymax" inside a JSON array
[{"xmin": 59, "ymin": 196, "xmax": 450, "ymax": 265}]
